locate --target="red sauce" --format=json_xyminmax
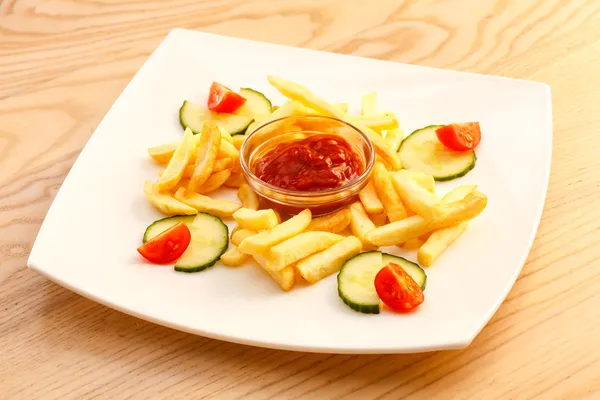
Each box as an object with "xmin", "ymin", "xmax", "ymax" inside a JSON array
[{"xmin": 254, "ymin": 134, "xmax": 364, "ymax": 191}]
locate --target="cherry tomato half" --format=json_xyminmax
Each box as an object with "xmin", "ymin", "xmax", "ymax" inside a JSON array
[
  {"xmin": 435, "ymin": 122, "xmax": 481, "ymax": 151},
  {"xmin": 137, "ymin": 222, "xmax": 191, "ymax": 264},
  {"xmin": 374, "ymin": 262, "xmax": 424, "ymax": 311},
  {"xmin": 207, "ymin": 82, "xmax": 246, "ymax": 113}
]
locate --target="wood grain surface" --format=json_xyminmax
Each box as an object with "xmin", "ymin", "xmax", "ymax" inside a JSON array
[{"xmin": 1, "ymin": 0, "xmax": 600, "ymax": 398}]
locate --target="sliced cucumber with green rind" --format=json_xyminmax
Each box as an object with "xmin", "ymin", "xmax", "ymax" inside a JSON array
[
  {"xmin": 235, "ymin": 88, "xmax": 272, "ymax": 122},
  {"xmin": 337, "ymin": 251, "xmax": 383, "ymax": 314},
  {"xmin": 143, "ymin": 215, "xmax": 196, "ymax": 243},
  {"xmin": 338, "ymin": 251, "xmax": 428, "ymax": 314},
  {"xmin": 179, "ymin": 100, "xmax": 253, "ymax": 136},
  {"xmin": 398, "ymin": 125, "xmax": 476, "ymax": 181},
  {"xmin": 174, "ymin": 212, "xmax": 229, "ymax": 273},
  {"xmin": 381, "ymin": 253, "xmax": 427, "ymax": 290}
]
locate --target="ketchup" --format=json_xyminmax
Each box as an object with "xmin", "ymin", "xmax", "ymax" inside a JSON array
[{"xmin": 254, "ymin": 134, "xmax": 364, "ymax": 191}]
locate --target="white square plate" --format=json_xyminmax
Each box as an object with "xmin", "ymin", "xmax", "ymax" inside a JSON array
[{"xmin": 28, "ymin": 29, "xmax": 552, "ymax": 354}]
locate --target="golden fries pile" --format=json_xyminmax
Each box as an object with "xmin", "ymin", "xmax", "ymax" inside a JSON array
[
  {"xmin": 362, "ymin": 172, "xmax": 487, "ymax": 266},
  {"xmin": 144, "ymin": 123, "xmax": 248, "ymax": 219},
  {"xmin": 143, "ymin": 76, "xmax": 488, "ymax": 291},
  {"xmin": 225, "ymin": 208, "xmax": 362, "ymax": 290}
]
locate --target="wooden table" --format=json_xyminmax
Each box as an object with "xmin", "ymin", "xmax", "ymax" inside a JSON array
[{"xmin": 2, "ymin": 0, "xmax": 599, "ymax": 398}]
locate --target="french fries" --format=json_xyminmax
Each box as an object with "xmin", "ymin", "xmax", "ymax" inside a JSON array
[
  {"xmin": 213, "ymin": 158, "xmax": 232, "ymax": 173},
  {"xmin": 157, "ymin": 127, "xmax": 195, "ymax": 191},
  {"xmin": 245, "ymin": 100, "xmax": 307, "ymax": 136},
  {"xmin": 144, "ymin": 181, "xmax": 198, "ymax": 216},
  {"xmin": 296, "ymin": 236, "xmax": 362, "ymax": 283},
  {"xmin": 422, "ymin": 188, "xmax": 474, "ymax": 268},
  {"xmin": 361, "ymin": 92, "xmax": 377, "ymax": 116},
  {"xmin": 198, "ymin": 169, "xmax": 231, "ymax": 194},
  {"xmin": 307, "ymin": 102, "xmax": 349, "ymax": 115},
  {"xmin": 173, "ymin": 178, "xmax": 190, "ymax": 193},
  {"xmin": 160, "ymin": 158, "xmax": 232, "ymax": 180},
  {"xmin": 391, "ymin": 170, "xmax": 438, "ymax": 220},
  {"xmin": 230, "ymin": 224, "xmax": 241, "ymax": 238},
  {"xmin": 366, "ymin": 189, "xmax": 487, "ymax": 247},
  {"xmin": 253, "ymin": 254, "xmax": 296, "ymax": 291},
  {"xmin": 232, "ymin": 135, "xmax": 246, "ymax": 150},
  {"xmin": 173, "ymin": 187, "xmax": 241, "ymax": 218},
  {"xmin": 224, "ymin": 173, "xmax": 245, "ymax": 188},
  {"xmin": 148, "ymin": 142, "xmax": 178, "ymax": 165},
  {"xmin": 418, "ymin": 221, "xmax": 468, "ymax": 266},
  {"xmin": 221, "ymin": 248, "xmax": 250, "ymax": 266},
  {"xmin": 189, "ymin": 122, "xmax": 221, "ymax": 192},
  {"xmin": 353, "ymin": 112, "xmax": 399, "ymax": 131},
  {"xmin": 349, "ymin": 202, "xmax": 377, "ymax": 249},
  {"xmin": 239, "ymin": 209, "xmax": 312, "ymax": 254},
  {"xmin": 406, "ymin": 169, "xmax": 435, "ymax": 194},
  {"xmin": 442, "ymin": 185, "xmax": 477, "ymax": 202},
  {"xmin": 223, "ymin": 224, "xmax": 256, "ymax": 267},
  {"xmin": 218, "ymin": 125, "xmax": 233, "ymax": 143},
  {"xmin": 401, "ymin": 237, "xmax": 426, "ymax": 250},
  {"xmin": 372, "ymin": 162, "xmax": 407, "ymax": 222},
  {"xmin": 233, "ymin": 208, "xmax": 279, "ymax": 231},
  {"xmin": 358, "ymin": 180, "xmax": 384, "ymax": 215},
  {"xmin": 148, "ymin": 134, "xmax": 204, "ymax": 166},
  {"xmin": 231, "ymin": 156, "xmax": 243, "ymax": 174},
  {"xmin": 353, "ymin": 124, "xmax": 402, "ymax": 170},
  {"xmin": 225, "ymin": 225, "xmax": 257, "ymax": 266},
  {"xmin": 369, "ymin": 212, "xmax": 387, "ymax": 226},
  {"xmin": 376, "ymin": 155, "xmax": 393, "ymax": 171},
  {"xmin": 306, "ymin": 207, "xmax": 351, "ymax": 233},
  {"xmin": 429, "ymin": 191, "xmax": 487, "ymax": 229},
  {"xmin": 385, "ymin": 128, "xmax": 404, "ymax": 152},
  {"xmin": 366, "ymin": 215, "xmax": 430, "ymax": 247},
  {"xmin": 237, "ymin": 184, "xmax": 259, "ymax": 210},
  {"xmin": 218, "ymin": 139, "xmax": 239, "ymax": 160},
  {"xmin": 231, "ymin": 229, "xmax": 257, "ymax": 246},
  {"xmin": 268, "ymin": 76, "xmax": 339, "ymax": 117},
  {"xmin": 268, "ymin": 100, "xmax": 309, "ymax": 121},
  {"xmin": 266, "ymin": 231, "xmax": 344, "ymax": 271}
]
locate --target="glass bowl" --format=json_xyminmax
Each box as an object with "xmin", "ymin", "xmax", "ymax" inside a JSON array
[{"xmin": 240, "ymin": 115, "xmax": 375, "ymax": 216}]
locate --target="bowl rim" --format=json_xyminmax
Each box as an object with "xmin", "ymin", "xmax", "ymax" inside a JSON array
[{"xmin": 240, "ymin": 115, "xmax": 376, "ymax": 198}]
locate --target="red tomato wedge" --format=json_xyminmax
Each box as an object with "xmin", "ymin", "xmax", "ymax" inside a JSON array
[
  {"xmin": 137, "ymin": 222, "xmax": 191, "ymax": 264},
  {"xmin": 435, "ymin": 122, "xmax": 481, "ymax": 151},
  {"xmin": 207, "ymin": 82, "xmax": 247, "ymax": 113},
  {"xmin": 374, "ymin": 262, "xmax": 424, "ymax": 311}
]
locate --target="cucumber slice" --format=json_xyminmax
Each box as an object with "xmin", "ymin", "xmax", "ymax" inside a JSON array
[
  {"xmin": 174, "ymin": 212, "xmax": 229, "ymax": 273},
  {"xmin": 398, "ymin": 125, "xmax": 476, "ymax": 181},
  {"xmin": 337, "ymin": 251, "xmax": 383, "ymax": 314},
  {"xmin": 381, "ymin": 253, "xmax": 427, "ymax": 290},
  {"xmin": 179, "ymin": 100, "xmax": 252, "ymax": 136},
  {"xmin": 143, "ymin": 215, "xmax": 196, "ymax": 243},
  {"xmin": 235, "ymin": 88, "xmax": 272, "ymax": 121}
]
